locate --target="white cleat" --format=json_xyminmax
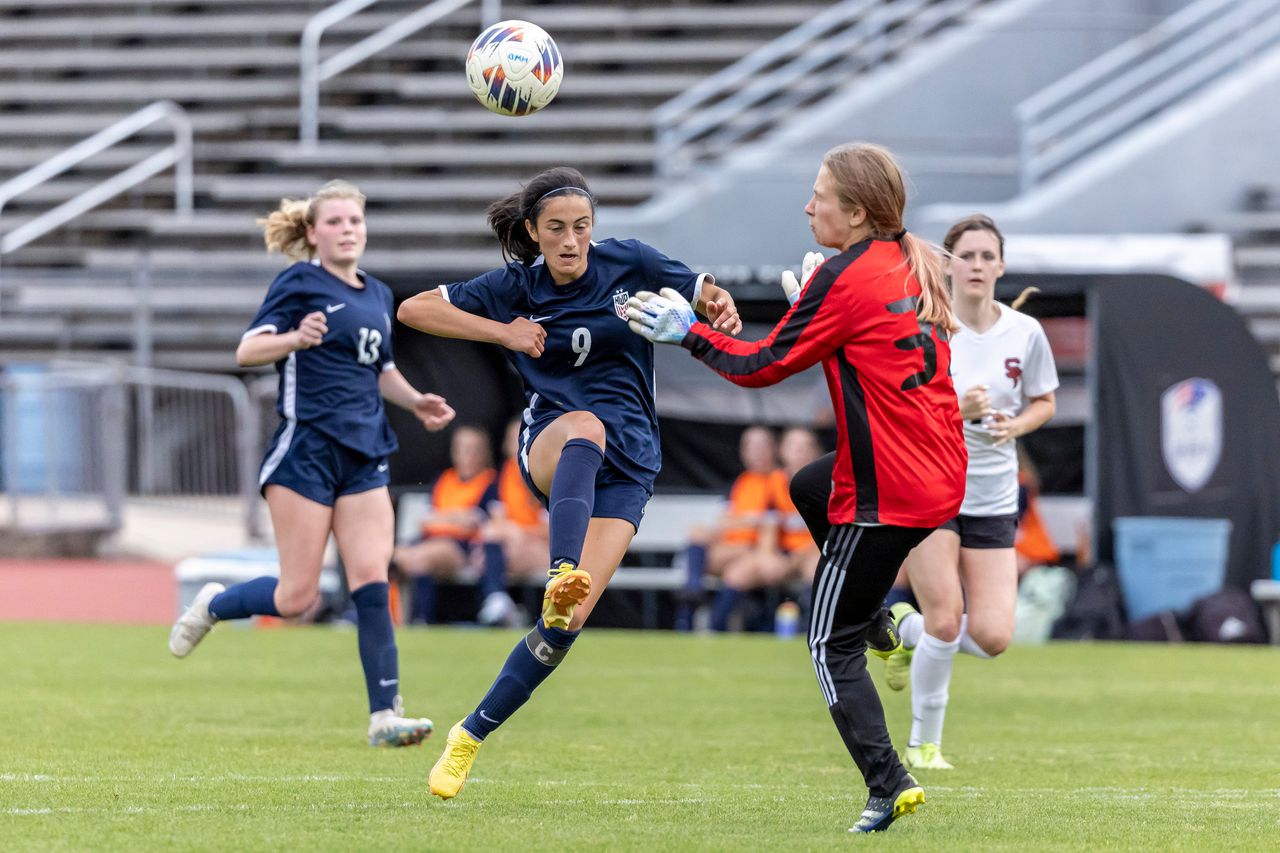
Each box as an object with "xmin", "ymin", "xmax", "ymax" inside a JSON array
[
  {"xmin": 477, "ymin": 590, "xmax": 523, "ymax": 628},
  {"xmin": 368, "ymin": 695, "xmax": 434, "ymax": 747},
  {"xmin": 168, "ymin": 582, "xmax": 224, "ymax": 658}
]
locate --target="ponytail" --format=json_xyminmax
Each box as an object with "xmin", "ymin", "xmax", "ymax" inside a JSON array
[
  {"xmin": 486, "ymin": 166, "xmax": 595, "ymax": 265},
  {"xmin": 486, "ymin": 191, "xmax": 541, "ymax": 265},
  {"xmin": 258, "ymin": 200, "xmax": 311, "ymax": 261},
  {"xmin": 900, "ymin": 232, "xmax": 957, "ymax": 333},
  {"xmin": 1010, "ymin": 286, "xmax": 1040, "ymax": 311}
]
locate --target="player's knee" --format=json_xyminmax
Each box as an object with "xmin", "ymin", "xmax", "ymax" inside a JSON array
[
  {"xmin": 970, "ymin": 626, "xmax": 1010, "ymax": 657},
  {"xmin": 564, "ymin": 411, "xmax": 606, "ymax": 450},
  {"xmin": 926, "ymin": 614, "xmax": 962, "ymax": 643},
  {"xmin": 275, "ymin": 586, "xmax": 317, "ymax": 618}
]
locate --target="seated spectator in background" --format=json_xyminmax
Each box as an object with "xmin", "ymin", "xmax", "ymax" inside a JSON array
[
  {"xmin": 475, "ymin": 420, "xmax": 551, "ymax": 627},
  {"xmin": 676, "ymin": 425, "xmax": 781, "ymax": 632},
  {"xmin": 1015, "ymin": 448, "xmax": 1061, "ymax": 574},
  {"xmin": 771, "ymin": 427, "xmax": 825, "ymax": 590},
  {"xmin": 394, "ymin": 425, "xmax": 497, "ymax": 623}
]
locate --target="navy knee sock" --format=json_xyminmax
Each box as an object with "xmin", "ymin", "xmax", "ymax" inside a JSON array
[
  {"xmin": 884, "ymin": 586, "xmax": 916, "ymax": 609},
  {"xmin": 709, "ymin": 586, "xmax": 743, "ymax": 633},
  {"xmin": 480, "ymin": 542, "xmax": 507, "ymax": 600},
  {"xmin": 410, "ymin": 576, "xmax": 436, "ymax": 624},
  {"xmin": 674, "ymin": 543, "xmax": 708, "ymax": 632},
  {"xmin": 207, "ymin": 576, "xmax": 280, "ymax": 620},
  {"xmin": 548, "ymin": 439, "xmax": 603, "ymax": 566},
  {"xmin": 462, "ymin": 619, "xmax": 579, "ymax": 740},
  {"xmin": 352, "ymin": 582, "xmax": 399, "ymax": 713}
]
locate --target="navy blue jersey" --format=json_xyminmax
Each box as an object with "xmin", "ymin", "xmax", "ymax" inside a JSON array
[
  {"xmin": 246, "ymin": 260, "xmax": 399, "ymax": 458},
  {"xmin": 441, "ymin": 238, "xmax": 704, "ymax": 487}
]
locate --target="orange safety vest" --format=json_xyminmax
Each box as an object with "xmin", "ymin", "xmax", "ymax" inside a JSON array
[
  {"xmin": 770, "ymin": 469, "xmax": 814, "ymax": 553},
  {"xmin": 499, "ymin": 458, "xmax": 544, "ymax": 531},
  {"xmin": 422, "ymin": 467, "xmax": 497, "ymax": 542},
  {"xmin": 719, "ymin": 470, "xmax": 777, "ymax": 546}
]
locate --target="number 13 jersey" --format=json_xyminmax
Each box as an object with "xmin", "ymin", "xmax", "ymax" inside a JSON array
[
  {"xmin": 245, "ymin": 260, "xmax": 399, "ymax": 458},
  {"xmin": 682, "ymin": 238, "xmax": 966, "ymax": 527},
  {"xmin": 440, "ymin": 238, "xmax": 705, "ymax": 490}
]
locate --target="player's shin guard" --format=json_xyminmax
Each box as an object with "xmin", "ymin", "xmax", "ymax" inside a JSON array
[
  {"xmin": 207, "ymin": 576, "xmax": 280, "ymax": 620},
  {"xmin": 352, "ymin": 581, "xmax": 399, "ymax": 713},
  {"xmin": 462, "ymin": 620, "xmax": 579, "ymax": 740},
  {"xmin": 547, "ymin": 438, "xmax": 603, "ymax": 565}
]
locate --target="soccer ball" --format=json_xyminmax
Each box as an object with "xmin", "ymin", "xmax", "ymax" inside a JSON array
[{"xmin": 465, "ymin": 20, "xmax": 563, "ymax": 117}]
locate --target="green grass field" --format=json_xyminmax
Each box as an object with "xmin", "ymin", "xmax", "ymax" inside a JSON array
[{"xmin": 1, "ymin": 622, "xmax": 1277, "ymax": 851}]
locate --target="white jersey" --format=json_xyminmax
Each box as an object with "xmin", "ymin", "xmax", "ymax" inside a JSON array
[{"xmin": 950, "ymin": 302, "xmax": 1059, "ymax": 516}]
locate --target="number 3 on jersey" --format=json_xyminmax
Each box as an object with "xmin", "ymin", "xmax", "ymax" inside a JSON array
[
  {"xmin": 571, "ymin": 326, "xmax": 592, "ymax": 367},
  {"xmin": 886, "ymin": 296, "xmax": 944, "ymax": 391},
  {"xmin": 357, "ymin": 327, "xmax": 382, "ymax": 365}
]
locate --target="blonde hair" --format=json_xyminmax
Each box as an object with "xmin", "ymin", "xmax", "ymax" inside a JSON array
[
  {"xmin": 257, "ymin": 179, "xmax": 367, "ymax": 261},
  {"xmin": 822, "ymin": 142, "xmax": 956, "ymax": 333}
]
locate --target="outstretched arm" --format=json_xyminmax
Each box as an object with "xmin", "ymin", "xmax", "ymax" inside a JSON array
[
  {"xmin": 629, "ymin": 264, "xmax": 851, "ymax": 388},
  {"xmin": 397, "ymin": 288, "xmax": 545, "ymax": 358}
]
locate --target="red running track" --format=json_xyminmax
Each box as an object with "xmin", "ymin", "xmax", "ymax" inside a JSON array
[{"xmin": 0, "ymin": 559, "xmax": 175, "ymax": 624}]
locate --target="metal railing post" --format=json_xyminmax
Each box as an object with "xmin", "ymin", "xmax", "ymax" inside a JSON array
[
  {"xmin": 299, "ymin": 0, "xmax": 383, "ymax": 147},
  {"xmin": 0, "ymin": 100, "xmax": 194, "ymax": 255},
  {"xmin": 300, "ymin": 0, "xmax": 478, "ymax": 146}
]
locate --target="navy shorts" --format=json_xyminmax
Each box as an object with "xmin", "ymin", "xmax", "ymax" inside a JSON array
[
  {"xmin": 938, "ymin": 513, "xmax": 1018, "ymax": 549},
  {"xmin": 258, "ymin": 421, "xmax": 389, "ymax": 507},
  {"xmin": 517, "ymin": 418, "xmax": 651, "ymax": 532}
]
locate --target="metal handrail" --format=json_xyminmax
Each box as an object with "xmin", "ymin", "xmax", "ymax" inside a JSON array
[
  {"xmin": 1017, "ymin": 0, "xmax": 1280, "ymax": 189},
  {"xmin": 299, "ymin": 0, "xmax": 502, "ymax": 146},
  {"xmin": 0, "ymin": 99, "xmax": 192, "ymax": 257},
  {"xmin": 697, "ymin": 0, "xmax": 976, "ymax": 154},
  {"xmin": 653, "ymin": 0, "xmax": 985, "ymax": 178}
]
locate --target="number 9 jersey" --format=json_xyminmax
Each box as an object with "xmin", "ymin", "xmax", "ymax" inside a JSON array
[
  {"xmin": 681, "ymin": 238, "xmax": 966, "ymax": 528},
  {"xmin": 439, "ymin": 238, "xmax": 705, "ymax": 492},
  {"xmin": 245, "ymin": 260, "xmax": 400, "ymax": 458}
]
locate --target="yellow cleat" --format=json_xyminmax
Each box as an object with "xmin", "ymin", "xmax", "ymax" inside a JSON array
[
  {"xmin": 428, "ymin": 721, "xmax": 483, "ymax": 800},
  {"xmin": 541, "ymin": 561, "xmax": 592, "ymax": 630},
  {"xmin": 883, "ymin": 601, "xmax": 918, "ymax": 691},
  {"xmin": 904, "ymin": 743, "xmax": 954, "ymax": 770}
]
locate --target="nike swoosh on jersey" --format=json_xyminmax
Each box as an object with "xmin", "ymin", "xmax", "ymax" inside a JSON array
[
  {"xmin": 326, "ymin": 303, "xmax": 346, "ymax": 313},
  {"xmin": 377, "ymin": 463, "xmax": 389, "ymax": 472},
  {"xmin": 530, "ymin": 315, "xmax": 554, "ymax": 323}
]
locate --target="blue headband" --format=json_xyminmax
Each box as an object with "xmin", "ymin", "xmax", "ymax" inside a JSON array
[{"xmin": 533, "ymin": 186, "xmax": 594, "ymax": 209}]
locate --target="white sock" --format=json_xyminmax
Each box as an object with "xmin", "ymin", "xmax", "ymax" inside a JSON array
[
  {"xmin": 899, "ymin": 611, "xmax": 924, "ymax": 650},
  {"xmin": 908, "ymin": 632, "xmax": 959, "ymax": 748},
  {"xmin": 958, "ymin": 614, "xmax": 993, "ymax": 659}
]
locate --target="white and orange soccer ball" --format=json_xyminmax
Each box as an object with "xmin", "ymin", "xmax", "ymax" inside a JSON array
[{"xmin": 465, "ymin": 20, "xmax": 563, "ymax": 117}]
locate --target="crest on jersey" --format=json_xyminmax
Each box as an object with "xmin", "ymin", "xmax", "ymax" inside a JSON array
[
  {"xmin": 1005, "ymin": 357, "xmax": 1023, "ymax": 387},
  {"xmin": 612, "ymin": 288, "xmax": 630, "ymax": 320},
  {"xmin": 1161, "ymin": 378, "xmax": 1222, "ymax": 493}
]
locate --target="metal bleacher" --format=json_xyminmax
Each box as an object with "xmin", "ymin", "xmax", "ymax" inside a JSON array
[
  {"xmin": 0, "ymin": 0, "xmax": 823, "ymax": 369},
  {"xmin": 1197, "ymin": 186, "xmax": 1280, "ymax": 378}
]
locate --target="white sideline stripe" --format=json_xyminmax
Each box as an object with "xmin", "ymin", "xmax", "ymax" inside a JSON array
[
  {"xmin": 257, "ymin": 351, "xmax": 297, "ymax": 486},
  {"xmin": 7, "ymin": 787, "xmax": 1278, "ymax": 816}
]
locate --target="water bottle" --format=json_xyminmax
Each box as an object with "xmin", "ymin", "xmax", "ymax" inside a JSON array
[{"xmin": 774, "ymin": 601, "xmax": 801, "ymax": 639}]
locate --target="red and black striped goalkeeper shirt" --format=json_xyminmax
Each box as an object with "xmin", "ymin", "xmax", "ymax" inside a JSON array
[{"xmin": 682, "ymin": 238, "xmax": 967, "ymax": 528}]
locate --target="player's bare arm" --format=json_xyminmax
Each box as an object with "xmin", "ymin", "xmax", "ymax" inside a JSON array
[
  {"xmin": 235, "ymin": 311, "xmax": 328, "ymax": 366},
  {"xmin": 398, "ymin": 289, "xmax": 546, "ymax": 357}
]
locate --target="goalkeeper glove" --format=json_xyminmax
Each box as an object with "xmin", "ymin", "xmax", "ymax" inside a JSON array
[
  {"xmin": 779, "ymin": 251, "xmax": 825, "ymax": 306},
  {"xmin": 625, "ymin": 288, "xmax": 697, "ymax": 345}
]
